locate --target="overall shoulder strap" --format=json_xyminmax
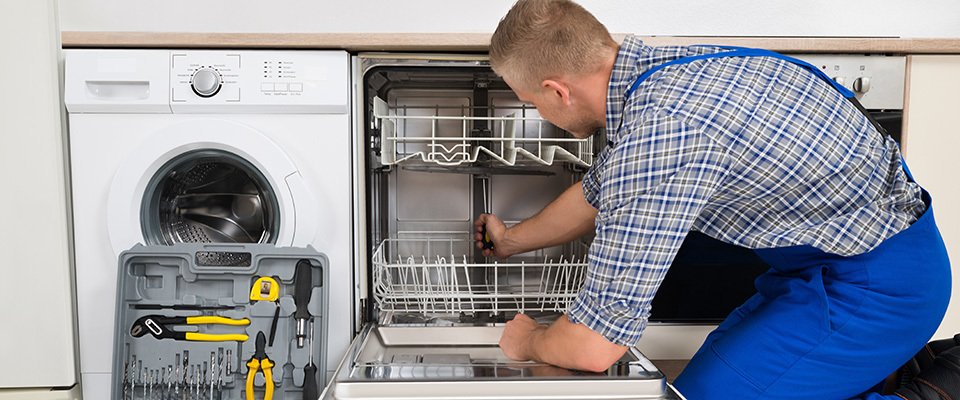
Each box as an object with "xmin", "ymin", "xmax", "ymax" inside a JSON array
[
  {"xmin": 623, "ymin": 46, "xmax": 911, "ymax": 179},
  {"xmin": 626, "ymin": 47, "xmax": 854, "ymax": 100}
]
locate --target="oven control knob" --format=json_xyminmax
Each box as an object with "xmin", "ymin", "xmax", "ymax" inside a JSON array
[
  {"xmin": 832, "ymin": 76, "xmax": 847, "ymax": 87},
  {"xmin": 191, "ymin": 68, "xmax": 222, "ymax": 98},
  {"xmin": 852, "ymin": 76, "xmax": 871, "ymax": 94}
]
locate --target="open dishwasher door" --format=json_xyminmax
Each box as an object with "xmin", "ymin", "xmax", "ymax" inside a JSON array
[
  {"xmin": 319, "ymin": 232, "xmax": 683, "ymax": 398},
  {"xmin": 321, "ymin": 324, "xmax": 683, "ymax": 400}
]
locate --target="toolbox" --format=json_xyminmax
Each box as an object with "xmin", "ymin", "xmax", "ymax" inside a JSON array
[{"xmin": 111, "ymin": 244, "xmax": 329, "ymax": 400}]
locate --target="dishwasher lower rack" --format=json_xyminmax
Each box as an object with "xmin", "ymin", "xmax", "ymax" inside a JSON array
[
  {"xmin": 322, "ymin": 324, "xmax": 678, "ymax": 400},
  {"xmin": 372, "ymin": 237, "xmax": 589, "ymax": 318}
]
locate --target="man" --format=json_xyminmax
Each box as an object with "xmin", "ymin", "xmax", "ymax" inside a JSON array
[{"xmin": 474, "ymin": 0, "xmax": 960, "ymax": 398}]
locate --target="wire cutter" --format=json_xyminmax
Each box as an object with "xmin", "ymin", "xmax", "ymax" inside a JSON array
[
  {"xmin": 129, "ymin": 315, "xmax": 250, "ymax": 342},
  {"xmin": 245, "ymin": 331, "xmax": 274, "ymax": 400}
]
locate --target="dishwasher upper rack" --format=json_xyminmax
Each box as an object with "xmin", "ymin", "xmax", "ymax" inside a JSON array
[
  {"xmin": 372, "ymin": 236, "xmax": 589, "ymax": 316},
  {"xmin": 373, "ymin": 97, "xmax": 594, "ymax": 167}
]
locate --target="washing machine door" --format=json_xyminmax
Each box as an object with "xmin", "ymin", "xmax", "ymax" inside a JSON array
[{"xmin": 107, "ymin": 118, "xmax": 318, "ymax": 254}]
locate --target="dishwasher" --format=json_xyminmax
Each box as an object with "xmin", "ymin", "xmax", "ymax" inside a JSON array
[{"xmin": 320, "ymin": 53, "xmax": 683, "ymax": 400}]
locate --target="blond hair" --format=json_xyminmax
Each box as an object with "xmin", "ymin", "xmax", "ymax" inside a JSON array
[{"xmin": 490, "ymin": 0, "xmax": 618, "ymax": 90}]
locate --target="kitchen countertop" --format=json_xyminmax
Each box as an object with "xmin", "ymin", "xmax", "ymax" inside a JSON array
[{"xmin": 61, "ymin": 32, "xmax": 960, "ymax": 53}]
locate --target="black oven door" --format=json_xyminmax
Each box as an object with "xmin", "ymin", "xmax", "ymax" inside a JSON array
[
  {"xmin": 871, "ymin": 110, "xmax": 903, "ymax": 144},
  {"xmin": 650, "ymin": 231, "xmax": 769, "ymax": 323}
]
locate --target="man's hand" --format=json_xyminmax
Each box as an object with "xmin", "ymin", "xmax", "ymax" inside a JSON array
[
  {"xmin": 499, "ymin": 313, "xmax": 545, "ymax": 361},
  {"xmin": 498, "ymin": 314, "xmax": 628, "ymax": 373},
  {"xmin": 474, "ymin": 213, "xmax": 515, "ymax": 258},
  {"xmin": 473, "ymin": 181, "xmax": 598, "ymax": 260}
]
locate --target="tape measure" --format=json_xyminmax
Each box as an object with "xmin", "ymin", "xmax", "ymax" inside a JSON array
[{"xmin": 249, "ymin": 276, "xmax": 280, "ymax": 302}]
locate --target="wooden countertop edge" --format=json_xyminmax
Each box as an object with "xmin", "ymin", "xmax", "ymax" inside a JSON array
[{"xmin": 61, "ymin": 32, "xmax": 960, "ymax": 53}]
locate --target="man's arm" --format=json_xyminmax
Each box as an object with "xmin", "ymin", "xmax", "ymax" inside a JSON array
[
  {"xmin": 499, "ymin": 313, "xmax": 627, "ymax": 373},
  {"xmin": 475, "ymin": 181, "xmax": 597, "ymax": 258},
  {"xmin": 498, "ymin": 115, "xmax": 729, "ymax": 372}
]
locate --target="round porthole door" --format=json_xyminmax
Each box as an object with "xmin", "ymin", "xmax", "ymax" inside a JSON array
[
  {"xmin": 106, "ymin": 118, "xmax": 318, "ymax": 254},
  {"xmin": 140, "ymin": 149, "xmax": 280, "ymax": 245}
]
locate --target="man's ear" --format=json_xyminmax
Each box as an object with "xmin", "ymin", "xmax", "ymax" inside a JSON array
[{"xmin": 541, "ymin": 79, "xmax": 571, "ymax": 106}]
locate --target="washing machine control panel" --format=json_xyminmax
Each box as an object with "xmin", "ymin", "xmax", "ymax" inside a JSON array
[
  {"xmin": 169, "ymin": 51, "xmax": 348, "ymax": 113},
  {"xmin": 172, "ymin": 53, "xmax": 240, "ymax": 102}
]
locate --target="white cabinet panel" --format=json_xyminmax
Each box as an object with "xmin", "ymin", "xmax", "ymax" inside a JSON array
[
  {"xmin": 904, "ymin": 55, "xmax": 960, "ymax": 340},
  {"xmin": 0, "ymin": 0, "xmax": 78, "ymax": 390}
]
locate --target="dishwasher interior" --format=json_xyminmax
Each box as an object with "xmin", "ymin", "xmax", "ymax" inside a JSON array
[
  {"xmin": 321, "ymin": 54, "xmax": 676, "ymax": 399},
  {"xmin": 365, "ymin": 60, "xmax": 595, "ymax": 327}
]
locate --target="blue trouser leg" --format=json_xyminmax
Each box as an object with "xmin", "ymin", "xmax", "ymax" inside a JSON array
[{"xmin": 674, "ymin": 194, "xmax": 951, "ymax": 400}]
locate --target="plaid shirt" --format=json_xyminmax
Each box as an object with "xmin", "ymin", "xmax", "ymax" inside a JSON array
[{"xmin": 567, "ymin": 35, "xmax": 925, "ymax": 346}]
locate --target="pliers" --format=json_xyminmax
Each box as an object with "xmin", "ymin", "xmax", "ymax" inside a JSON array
[
  {"xmin": 130, "ymin": 315, "xmax": 250, "ymax": 342},
  {"xmin": 245, "ymin": 331, "xmax": 274, "ymax": 400}
]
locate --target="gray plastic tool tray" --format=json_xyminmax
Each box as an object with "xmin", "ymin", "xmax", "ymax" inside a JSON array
[{"xmin": 111, "ymin": 243, "xmax": 329, "ymax": 400}]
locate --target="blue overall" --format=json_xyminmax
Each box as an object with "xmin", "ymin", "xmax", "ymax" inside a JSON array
[{"xmin": 621, "ymin": 48, "xmax": 953, "ymax": 399}]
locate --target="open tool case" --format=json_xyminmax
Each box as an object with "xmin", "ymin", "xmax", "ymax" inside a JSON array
[{"xmin": 111, "ymin": 244, "xmax": 329, "ymax": 400}]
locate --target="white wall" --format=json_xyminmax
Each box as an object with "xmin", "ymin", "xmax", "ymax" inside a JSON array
[{"xmin": 59, "ymin": 0, "xmax": 960, "ymax": 38}]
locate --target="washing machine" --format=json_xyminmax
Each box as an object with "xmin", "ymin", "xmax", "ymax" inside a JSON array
[{"xmin": 64, "ymin": 49, "xmax": 354, "ymax": 399}]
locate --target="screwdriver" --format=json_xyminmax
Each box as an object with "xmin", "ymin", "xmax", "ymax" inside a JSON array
[
  {"xmin": 294, "ymin": 259, "xmax": 313, "ymax": 348},
  {"xmin": 303, "ymin": 319, "xmax": 318, "ymax": 400},
  {"xmin": 480, "ymin": 178, "xmax": 494, "ymax": 250}
]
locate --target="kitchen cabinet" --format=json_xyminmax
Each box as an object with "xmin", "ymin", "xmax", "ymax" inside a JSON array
[
  {"xmin": 903, "ymin": 55, "xmax": 960, "ymax": 340},
  {"xmin": 0, "ymin": 0, "xmax": 80, "ymax": 398}
]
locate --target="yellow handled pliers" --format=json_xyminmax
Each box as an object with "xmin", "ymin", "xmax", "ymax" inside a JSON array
[
  {"xmin": 246, "ymin": 331, "xmax": 274, "ymax": 400},
  {"xmin": 130, "ymin": 315, "xmax": 250, "ymax": 342}
]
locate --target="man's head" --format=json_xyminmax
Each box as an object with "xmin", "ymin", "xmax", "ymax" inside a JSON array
[{"xmin": 490, "ymin": 0, "xmax": 618, "ymax": 138}]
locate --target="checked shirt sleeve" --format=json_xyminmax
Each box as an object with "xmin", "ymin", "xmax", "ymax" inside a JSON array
[
  {"xmin": 568, "ymin": 114, "xmax": 731, "ymax": 346},
  {"xmin": 581, "ymin": 143, "xmax": 610, "ymax": 209}
]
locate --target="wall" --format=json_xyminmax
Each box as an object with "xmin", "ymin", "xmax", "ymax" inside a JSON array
[{"xmin": 59, "ymin": 0, "xmax": 960, "ymax": 38}]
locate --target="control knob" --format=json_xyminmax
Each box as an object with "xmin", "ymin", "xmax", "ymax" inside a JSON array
[
  {"xmin": 191, "ymin": 68, "xmax": 222, "ymax": 98},
  {"xmin": 852, "ymin": 76, "xmax": 871, "ymax": 94}
]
